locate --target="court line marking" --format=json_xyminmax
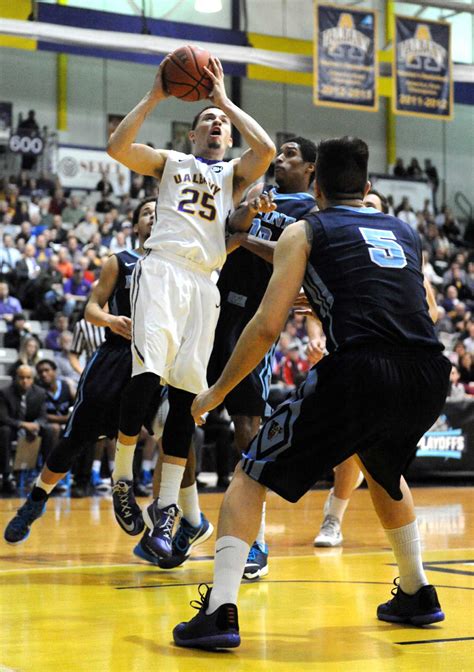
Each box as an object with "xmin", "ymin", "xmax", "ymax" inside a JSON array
[
  {"xmin": 115, "ymin": 579, "xmax": 474, "ymax": 591},
  {"xmin": 396, "ymin": 636, "xmax": 474, "ymax": 646},
  {"xmin": 0, "ymin": 551, "xmax": 473, "ymax": 575}
]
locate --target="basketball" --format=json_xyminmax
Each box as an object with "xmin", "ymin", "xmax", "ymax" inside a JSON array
[{"xmin": 162, "ymin": 45, "xmax": 213, "ymax": 102}]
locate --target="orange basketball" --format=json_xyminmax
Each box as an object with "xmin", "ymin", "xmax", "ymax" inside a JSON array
[{"xmin": 162, "ymin": 45, "xmax": 213, "ymax": 102}]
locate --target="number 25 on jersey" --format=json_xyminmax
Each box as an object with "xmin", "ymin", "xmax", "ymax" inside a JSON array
[
  {"xmin": 359, "ymin": 227, "xmax": 407, "ymax": 269},
  {"xmin": 177, "ymin": 188, "xmax": 217, "ymax": 222}
]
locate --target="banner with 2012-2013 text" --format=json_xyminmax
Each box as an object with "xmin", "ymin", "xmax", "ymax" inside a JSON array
[
  {"xmin": 394, "ymin": 16, "xmax": 453, "ymax": 120},
  {"xmin": 314, "ymin": 4, "xmax": 378, "ymax": 112}
]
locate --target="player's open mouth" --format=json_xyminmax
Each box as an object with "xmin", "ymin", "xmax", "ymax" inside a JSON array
[{"xmin": 210, "ymin": 127, "xmax": 222, "ymax": 136}]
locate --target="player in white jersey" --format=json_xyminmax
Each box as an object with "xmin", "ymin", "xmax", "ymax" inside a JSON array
[{"xmin": 107, "ymin": 55, "xmax": 275, "ymax": 560}]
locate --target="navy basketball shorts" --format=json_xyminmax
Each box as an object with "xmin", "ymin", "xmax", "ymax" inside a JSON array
[
  {"xmin": 63, "ymin": 343, "xmax": 132, "ymax": 442},
  {"xmin": 207, "ymin": 302, "xmax": 274, "ymax": 417},
  {"xmin": 241, "ymin": 345, "xmax": 451, "ymax": 502}
]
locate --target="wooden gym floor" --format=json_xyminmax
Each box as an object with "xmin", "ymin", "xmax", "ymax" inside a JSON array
[{"xmin": 0, "ymin": 486, "xmax": 473, "ymax": 671}]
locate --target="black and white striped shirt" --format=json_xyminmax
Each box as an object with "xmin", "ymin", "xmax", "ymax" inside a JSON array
[{"xmin": 71, "ymin": 319, "xmax": 105, "ymax": 361}]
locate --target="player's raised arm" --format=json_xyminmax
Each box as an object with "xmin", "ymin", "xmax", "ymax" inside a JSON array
[
  {"xmin": 85, "ymin": 255, "xmax": 131, "ymax": 340},
  {"xmin": 203, "ymin": 57, "xmax": 275, "ymax": 204},
  {"xmin": 192, "ymin": 221, "xmax": 311, "ymax": 424},
  {"xmin": 107, "ymin": 59, "xmax": 170, "ymax": 179}
]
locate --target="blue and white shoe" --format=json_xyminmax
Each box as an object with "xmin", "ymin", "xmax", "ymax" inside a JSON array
[
  {"xmin": 243, "ymin": 541, "xmax": 269, "ymax": 580},
  {"xmin": 139, "ymin": 469, "xmax": 153, "ymax": 489},
  {"xmin": 4, "ymin": 494, "xmax": 46, "ymax": 544},
  {"xmin": 173, "ymin": 584, "xmax": 240, "ymax": 649},
  {"xmin": 90, "ymin": 470, "xmax": 102, "ymax": 489},
  {"xmin": 141, "ymin": 500, "xmax": 181, "ymax": 559},
  {"xmin": 158, "ymin": 513, "xmax": 214, "ymax": 569},
  {"xmin": 112, "ymin": 479, "xmax": 144, "ymax": 536}
]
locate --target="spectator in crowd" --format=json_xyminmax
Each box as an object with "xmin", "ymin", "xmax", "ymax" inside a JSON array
[
  {"xmin": 15, "ymin": 243, "xmax": 41, "ymax": 307},
  {"xmin": 18, "ymin": 110, "xmax": 39, "ymax": 134},
  {"xmin": 54, "ymin": 331, "xmax": 80, "ymax": 392},
  {"xmin": 56, "ymin": 248, "xmax": 73, "ymax": 279},
  {"xmin": 447, "ymin": 365, "xmax": 467, "ymax": 400},
  {"xmin": 16, "ymin": 221, "xmax": 33, "ymax": 245},
  {"xmin": 9, "ymin": 335, "xmax": 41, "ymax": 376},
  {"xmin": 95, "ymin": 174, "xmax": 114, "ymax": 196},
  {"xmin": 393, "ymin": 158, "xmax": 406, "ymax": 177},
  {"xmin": 0, "ymin": 281, "xmax": 22, "ymax": 323},
  {"xmin": 95, "ymin": 192, "xmax": 115, "ymax": 214},
  {"xmin": 4, "ymin": 313, "xmax": 31, "ymax": 350},
  {"xmin": 62, "ymin": 195, "xmax": 85, "ymax": 226},
  {"xmin": 109, "ymin": 230, "xmax": 127, "ymax": 254},
  {"xmin": 74, "ymin": 210, "xmax": 98, "ymax": 245},
  {"xmin": 44, "ymin": 313, "xmax": 70, "ymax": 352},
  {"xmin": 49, "ymin": 188, "xmax": 67, "ymax": 216},
  {"xmin": 63, "ymin": 266, "xmax": 91, "ymax": 317},
  {"xmin": 459, "ymin": 352, "xmax": 474, "ymax": 387},
  {"xmin": 34, "ymin": 233, "xmax": 53, "ymax": 268},
  {"xmin": 406, "ymin": 157, "xmax": 423, "ymax": 178},
  {"xmin": 36, "ymin": 359, "xmax": 75, "ymax": 447},
  {"xmin": 0, "ymin": 364, "xmax": 54, "ymax": 494},
  {"xmin": 424, "ymin": 159, "xmax": 439, "ymax": 212},
  {"xmin": 277, "ymin": 341, "xmax": 310, "ymax": 388},
  {"xmin": 395, "ymin": 197, "xmax": 417, "ymax": 229},
  {"xmin": 50, "ymin": 214, "xmax": 68, "ymax": 244},
  {"xmin": 0, "ymin": 234, "xmax": 22, "ymax": 280},
  {"xmin": 463, "ymin": 322, "xmax": 474, "ymax": 353},
  {"xmin": 66, "ymin": 235, "xmax": 82, "ymax": 265}
]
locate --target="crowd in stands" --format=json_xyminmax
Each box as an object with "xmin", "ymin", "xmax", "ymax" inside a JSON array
[{"xmin": 0, "ymin": 161, "xmax": 472, "ymax": 496}]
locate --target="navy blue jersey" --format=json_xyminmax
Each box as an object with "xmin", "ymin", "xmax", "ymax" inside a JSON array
[
  {"xmin": 106, "ymin": 249, "xmax": 141, "ymax": 346},
  {"xmin": 303, "ymin": 206, "xmax": 442, "ymax": 352},
  {"xmin": 218, "ymin": 186, "xmax": 316, "ymax": 313},
  {"xmin": 43, "ymin": 378, "xmax": 74, "ymax": 418}
]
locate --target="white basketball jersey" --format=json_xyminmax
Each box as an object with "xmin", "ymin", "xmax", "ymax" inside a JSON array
[{"xmin": 145, "ymin": 150, "xmax": 234, "ymax": 272}]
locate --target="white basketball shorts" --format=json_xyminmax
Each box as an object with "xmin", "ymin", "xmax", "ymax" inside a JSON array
[{"xmin": 130, "ymin": 250, "xmax": 220, "ymax": 394}]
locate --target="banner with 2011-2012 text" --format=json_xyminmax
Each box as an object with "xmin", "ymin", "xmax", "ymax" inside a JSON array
[
  {"xmin": 314, "ymin": 4, "xmax": 378, "ymax": 112},
  {"xmin": 394, "ymin": 16, "xmax": 453, "ymax": 120}
]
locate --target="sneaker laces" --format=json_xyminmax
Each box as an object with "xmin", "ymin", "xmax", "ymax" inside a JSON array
[
  {"xmin": 391, "ymin": 577, "xmax": 401, "ymax": 597},
  {"xmin": 113, "ymin": 482, "xmax": 133, "ymax": 518},
  {"xmin": 159, "ymin": 506, "xmax": 178, "ymax": 539},
  {"xmin": 190, "ymin": 583, "xmax": 211, "ymax": 612},
  {"xmin": 320, "ymin": 514, "xmax": 340, "ymax": 535},
  {"xmin": 247, "ymin": 543, "xmax": 260, "ymax": 563},
  {"xmin": 173, "ymin": 518, "xmax": 197, "ymax": 553}
]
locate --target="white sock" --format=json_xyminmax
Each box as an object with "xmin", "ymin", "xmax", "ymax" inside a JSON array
[
  {"xmin": 207, "ymin": 536, "xmax": 250, "ymax": 613},
  {"xmin": 179, "ymin": 483, "xmax": 201, "ymax": 527},
  {"xmin": 158, "ymin": 462, "xmax": 185, "ymax": 508},
  {"xmin": 112, "ymin": 440, "xmax": 136, "ymax": 482},
  {"xmin": 255, "ymin": 502, "xmax": 266, "ymax": 547},
  {"xmin": 92, "ymin": 460, "xmax": 101, "ymax": 474},
  {"xmin": 142, "ymin": 459, "xmax": 153, "ymax": 472},
  {"xmin": 36, "ymin": 475, "xmax": 56, "ymax": 495},
  {"xmin": 385, "ymin": 521, "xmax": 428, "ymax": 595},
  {"xmin": 108, "ymin": 460, "xmax": 115, "ymax": 473},
  {"xmin": 328, "ymin": 492, "xmax": 350, "ymax": 522}
]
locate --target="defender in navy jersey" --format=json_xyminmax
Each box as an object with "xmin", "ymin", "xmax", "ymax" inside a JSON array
[
  {"xmin": 207, "ymin": 136, "xmax": 316, "ymax": 578},
  {"xmin": 175, "ymin": 137, "xmax": 450, "ymax": 650},
  {"xmin": 4, "ymin": 198, "xmax": 157, "ymax": 544}
]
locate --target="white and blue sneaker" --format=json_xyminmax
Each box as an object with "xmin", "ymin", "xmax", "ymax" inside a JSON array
[
  {"xmin": 112, "ymin": 479, "xmax": 145, "ymax": 536},
  {"xmin": 157, "ymin": 513, "xmax": 214, "ymax": 569},
  {"xmin": 243, "ymin": 541, "xmax": 269, "ymax": 580}
]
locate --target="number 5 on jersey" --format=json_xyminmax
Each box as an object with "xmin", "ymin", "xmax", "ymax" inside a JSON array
[{"xmin": 359, "ymin": 227, "xmax": 407, "ymax": 269}]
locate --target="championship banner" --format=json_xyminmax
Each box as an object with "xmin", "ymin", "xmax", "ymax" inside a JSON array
[
  {"xmin": 314, "ymin": 4, "xmax": 378, "ymax": 112},
  {"xmin": 394, "ymin": 16, "xmax": 453, "ymax": 120}
]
